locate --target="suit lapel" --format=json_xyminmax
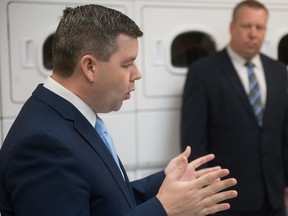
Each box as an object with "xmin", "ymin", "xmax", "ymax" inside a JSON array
[
  {"xmin": 119, "ymin": 160, "xmax": 137, "ymax": 207},
  {"xmin": 74, "ymin": 119, "xmax": 135, "ymax": 207},
  {"xmin": 260, "ymin": 55, "xmax": 274, "ymax": 127},
  {"xmin": 33, "ymin": 85, "xmax": 135, "ymax": 208},
  {"xmin": 218, "ymin": 50, "xmax": 258, "ymax": 124}
]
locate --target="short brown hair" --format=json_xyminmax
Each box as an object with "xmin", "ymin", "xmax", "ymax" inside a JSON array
[
  {"xmin": 52, "ymin": 4, "xmax": 143, "ymax": 77},
  {"xmin": 232, "ymin": 0, "xmax": 268, "ymax": 22}
]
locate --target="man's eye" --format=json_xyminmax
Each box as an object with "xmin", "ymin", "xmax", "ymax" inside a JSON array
[
  {"xmin": 242, "ymin": 24, "xmax": 251, "ymax": 29},
  {"xmin": 122, "ymin": 64, "xmax": 130, "ymax": 68},
  {"xmin": 123, "ymin": 62, "xmax": 133, "ymax": 68},
  {"xmin": 256, "ymin": 25, "xmax": 265, "ymax": 31}
]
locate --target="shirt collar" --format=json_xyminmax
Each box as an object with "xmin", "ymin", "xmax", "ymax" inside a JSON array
[
  {"xmin": 227, "ymin": 45, "xmax": 261, "ymax": 69},
  {"xmin": 43, "ymin": 76, "xmax": 97, "ymax": 127}
]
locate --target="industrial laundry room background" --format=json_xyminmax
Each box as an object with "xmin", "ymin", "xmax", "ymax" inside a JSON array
[{"xmin": 1, "ymin": 0, "xmax": 288, "ymax": 184}]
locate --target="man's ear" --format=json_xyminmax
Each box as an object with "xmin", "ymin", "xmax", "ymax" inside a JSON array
[{"xmin": 80, "ymin": 55, "xmax": 97, "ymax": 82}]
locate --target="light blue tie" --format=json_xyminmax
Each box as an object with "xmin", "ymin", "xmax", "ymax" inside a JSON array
[
  {"xmin": 95, "ymin": 116, "xmax": 121, "ymax": 170},
  {"xmin": 245, "ymin": 62, "xmax": 264, "ymax": 126}
]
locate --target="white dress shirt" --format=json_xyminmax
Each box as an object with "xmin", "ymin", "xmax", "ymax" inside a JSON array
[{"xmin": 227, "ymin": 46, "xmax": 267, "ymax": 105}]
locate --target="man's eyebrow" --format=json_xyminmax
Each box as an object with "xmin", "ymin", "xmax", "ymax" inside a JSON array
[{"xmin": 123, "ymin": 57, "xmax": 136, "ymax": 63}]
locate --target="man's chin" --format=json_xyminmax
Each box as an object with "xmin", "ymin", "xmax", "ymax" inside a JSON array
[
  {"xmin": 113, "ymin": 102, "xmax": 124, "ymax": 112},
  {"xmin": 124, "ymin": 92, "xmax": 131, "ymax": 100}
]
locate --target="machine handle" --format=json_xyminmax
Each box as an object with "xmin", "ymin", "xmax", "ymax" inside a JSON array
[{"xmin": 20, "ymin": 38, "xmax": 35, "ymax": 68}]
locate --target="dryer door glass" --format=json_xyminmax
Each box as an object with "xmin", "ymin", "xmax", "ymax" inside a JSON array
[
  {"xmin": 171, "ymin": 31, "xmax": 216, "ymax": 67},
  {"xmin": 43, "ymin": 34, "xmax": 54, "ymax": 70},
  {"xmin": 278, "ymin": 35, "xmax": 288, "ymax": 65}
]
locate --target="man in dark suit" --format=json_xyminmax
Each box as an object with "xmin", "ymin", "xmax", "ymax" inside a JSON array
[
  {"xmin": 181, "ymin": 1, "xmax": 288, "ymax": 216},
  {"xmin": 0, "ymin": 4, "xmax": 238, "ymax": 216}
]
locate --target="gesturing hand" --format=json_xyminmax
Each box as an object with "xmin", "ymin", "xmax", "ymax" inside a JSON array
[
  {"xmin": 159, "ymin": 147, "xmax": 237, "ymax": 216},
  {"xmin": 165, "ymin": 146, "xmax": 221, "ymax": 181}
]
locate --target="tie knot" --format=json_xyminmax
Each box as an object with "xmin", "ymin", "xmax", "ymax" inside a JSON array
[{"xmin": 245, "ymin": 61, "xmax": 254, "ymax": 69}]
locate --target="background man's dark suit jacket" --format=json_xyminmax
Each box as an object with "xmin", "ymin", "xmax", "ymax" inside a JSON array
[
  {"xmin": 0, "ymin": 85, "xmax": 167, "ymax": 216},
  {"xmin": 181, "ymin": 48, "xmax": 288, "ymax": 211}
]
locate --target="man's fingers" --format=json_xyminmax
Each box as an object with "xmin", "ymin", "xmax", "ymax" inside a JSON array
[
  {"xmin": 199, "ymin": 189, "xmax": 238, "ymax": 215},
  {"xmin": 203, "ymin": 177, "xmax": 237, "ymax": 196},
  {"xmin": 200, "ymin": 202, "xmax": 231, "ymax": 216},
  {"xmin": 198, "ymin": 176, "xmax": 238, "ymax": 216},
  {"xmin": 158, "ymin": 167, "xmax": 237, "ymax": 216},
  {"xmin": 207, "ymin": 189, "xmax": 238, "ymax": 205},
  {"xmin": 189, "ymin": 154, "xmax": 215, "ymax": 170},
  {"xmin": 194, "ymin": 169, "xmax": 231, "ymax": 189},
  {"xmin": 182, "ymin": 146, "xmax": 191, "ymax": 158},
  {"xmin": 195, "ymin": 166, "xmax": 221, "ymax": 178}
]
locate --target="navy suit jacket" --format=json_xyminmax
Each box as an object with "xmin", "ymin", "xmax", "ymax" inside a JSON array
[
  {"xmin": 181, "ymin": 49, "xmax": 288, "ymax": 211},
  {"xmin": 0, "ymin": 85, "xmax": 167, "ymax": 216}
]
